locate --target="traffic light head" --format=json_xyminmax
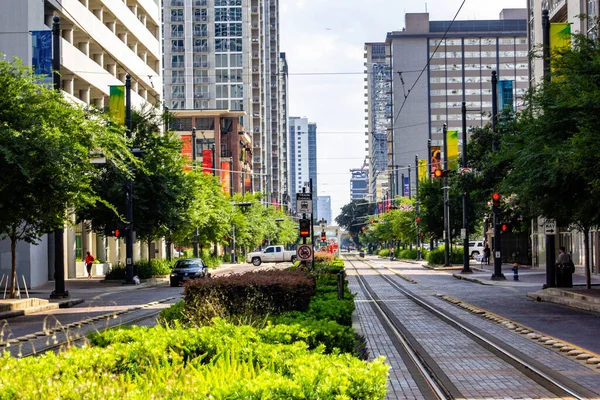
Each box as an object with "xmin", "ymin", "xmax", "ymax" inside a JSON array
[
  {"xmin": 433, "ymin": 169, "xmax": 450, "ymax": 178},
  {"xmin": 299, "ymin": 219, "xmax": 310, "ymax": 238},
  {"xmin": 114, "ymin": 229, "xmax": 120, "ymax": 237},
  {"xmin": 501, "ymin": 223, "xmax": 508, "ymax": 232},
  {"xmin": 492, "ymin": 192, "xmax": 501, "ymax": 208},
  {"xmin": 320, "ymin": 231, "xmax": 327, "ymax": 242}
]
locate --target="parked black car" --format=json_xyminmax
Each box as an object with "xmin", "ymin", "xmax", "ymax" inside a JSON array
[{"xmin": 169, "ymin": 258, "xmax": 210, "ymax": 287}]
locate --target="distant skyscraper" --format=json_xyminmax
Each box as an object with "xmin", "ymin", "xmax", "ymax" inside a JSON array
[
  {"xmin": 350, "ymin": 169, "xmax": 369, "ymax": 201},
  {"xmin": 289, "ymin": 117, "xmax": 317, "ymax": 214},
  {"xmin": 364, "ymin": 43, "xmax": 391, "ymax": 204},
  {"xmin": 162, "ymin": 0, "xmax": 284, "ymax": 199},
  {"xmin": 317, "ymin": 196, "xmax": 332, "ymax": 225},
  {"xmin": 382, "ymin": 10, "xmax": 528, "ymax": 197}
]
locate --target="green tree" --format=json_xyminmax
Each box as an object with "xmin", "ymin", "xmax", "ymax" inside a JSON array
[
  {"xmin": 500, "ymin": 32, "xmax": 600, "ymax": 288},
  {"xmin": 0, "ymin": 58, "xmax": 131, "ymax": 298},
  {"xmin": 335, "ymin": 199, "xmax": 371, "ymax": 246}
]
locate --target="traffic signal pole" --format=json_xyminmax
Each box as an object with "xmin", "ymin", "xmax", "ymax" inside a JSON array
[
  {"xmin": 415, "ymin": 155, "xmax": 422, "ymax": 261},
  {"xmin": 542, "ymin": 8, "xmax": 555, "ymax": 287},
  {"xmin": 491, "ymin": 72, "xmax": 505, "ymax": 280},
  {"xmin": 461, "ymin": 102, "xmax": 471, "ymax": 273},
  {"xmin": 192, "ymin": 127, "xmax": 199, "ymax": 258},
  {"xmin": 124, "ymin": 74, "xmax": 135, "ymax": 285},
  {"xmin": 442, "ymin": 124, "xmax": 450, "ymax": 266}
]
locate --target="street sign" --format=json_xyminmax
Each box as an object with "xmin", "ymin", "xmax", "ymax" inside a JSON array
[
  {"xmin": 398, "ymin": 204, "xmax": 413, "ymax": 211},
  {"xmin": 544, "ymin": 219, "xmax": 556, "ymax": 235},
  {"xmin": 297, "ymin": 245, "xmax": 313, "ymax": 260},
  {"xmin": 296, "ymin": 193, "xmax": 313, "ymax": 214},
  {"xmin": 459, "ymin": 167, "xmax": 473, "ymax": 175}
]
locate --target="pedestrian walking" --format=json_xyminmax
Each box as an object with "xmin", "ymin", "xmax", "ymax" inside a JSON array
[
  {"xmin": 483, "ymin": 244, "xmax": 491, "ymax": 265},
  {"xmin": 85, "ymin": 251, "xmax": 95, "ymax": 280}
]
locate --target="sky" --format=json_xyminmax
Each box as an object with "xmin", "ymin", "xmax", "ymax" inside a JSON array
[{"xmin": 279, "ymin": 0, "xmax": 527, "ymax": 222}]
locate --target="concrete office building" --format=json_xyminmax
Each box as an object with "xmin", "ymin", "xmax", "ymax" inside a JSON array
[
  {"xmin": 162, "ymin": 0, "xmax": 286, "ymax": 205},
  {"xmin": 385, "ymin": 10, "xmax": 528, "ymax": 194},
  {"xmin": 289, "ymin": 117, "xmax": 317, "ymax": 214},
  {"xmin": 0, "ymin": 0, "xmax": 163, "ymax": 287},
  {"xmin": 364, "ymin": 42, "xmax": 391, "ymax": 204},
  {"xmin": 317, "ymin": 196, "xmax": 332, "ymax": 225},
  {"xmin": 350, "ymin": 169, "xmax": 369, "ymax": 201}
]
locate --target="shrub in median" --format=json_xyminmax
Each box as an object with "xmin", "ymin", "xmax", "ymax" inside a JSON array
[
  {"xmin": 104, "ymin": 258, "xmax": 172, "ymax": 280},
  {"xmin": 427, "ymin": 245, "xmax": 464, "ymax": 265},
  {"xmin": 184, "ymin": 269, "xmax": 316, "ymax": 323}
]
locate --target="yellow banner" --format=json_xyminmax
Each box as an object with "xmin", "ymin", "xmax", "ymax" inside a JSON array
[
  {"xmin": 109, "ymin": 85, "xmax": 125, "ymax": 124},
  {"xmin": 550, "ymin": 23, "xmax": 571, "ymax": 53},
  {"xmin": 418, "ymin": 159, "xmax": 427, "ymax": 182},
  {"xmin": 447, "ymin": 130, "xmax": 459, "ymax": 170}
]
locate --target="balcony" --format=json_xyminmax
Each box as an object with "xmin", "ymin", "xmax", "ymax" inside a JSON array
[
  {"xmin": 193, "ymin": 61, "xmax": 208, "ymax": 68},
  {"xmin": 252, "ymin": 53, "xmax": 259, "ymax": 59},
  {"xmin": 171, "ymin": 31, "xmax": 184, "ymax": 38},
  {"xmin": 170, "ymin": 0, "xmax": 184, "ymax": 6},
  {"xmin": 193, "ymin": 46, "xmax": 208, "ymax": 53},
  {"xmin": 194, "ymin": 93, "xmax": 209, "ymax": 99},
  {"xmin": 171, "ymin": 62, "xmax": 185, "ymax": 68},
  {"xmin": 171, "ymin": 16, "xmax": 184, "ymax": 22},
  {"xmin": 193, "ymin": 31, "xmax": 208, "ymax": 38},
  {"xmin": 193, "ymin": 76, "xmax": 209, "ymax": 83},
  {"xmin": 171, "ymin": 46, "xmax": 185, "ymax": 53},
  {"xmin": 251, "ymin": 7, "xmax": 258, "ymax": 14},
  {"xmin": 171, "ymin": 93, "xmax": 185, "ymax": 99},
  {"xmin": 193, "ymin": 0, "xmax": 208, "ymax": 5},
  {"xmin": 193, "ymin": 15, "xmax": 208, "ymax": 22},
  {"xmin": 171, "ymin": 76, "xmax": 185, "ymax": 84}
]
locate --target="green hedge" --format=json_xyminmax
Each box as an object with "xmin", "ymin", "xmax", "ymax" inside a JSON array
[
  {"xmin": 427, "ymin": 245, "xmax": 464, "ymax": 265},
  {"xmin": 0, "ymin": 321, "xmax": 388, "ymax": 399},
  {"xmin": 397, "ymin": 248, "xmax": 429, "ymax": 260},
  {"xmin": 378, "ymin": 249, "xmax": 390, "ymax": 257},
  {"xmin": 104, "ymin": 258, "xmax": 172, "ymax": 280}
]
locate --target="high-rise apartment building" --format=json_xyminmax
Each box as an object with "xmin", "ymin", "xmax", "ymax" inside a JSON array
[
  {"xmin": 289, "ymin": 117, "xmax": 317, "ymax": 214},
  {"xmin": 279, "ymin": 52, "xmax": 291, "ymax": 210},
  {"xmin": 364, "ymin": 42, "xmax": 391, "ymax": 204},
  {"xmin": 316, "ymin": 196, "xmax": 332, "ymax": 225},
  {"xmin": 384, "ymin": 10, "xmax": 528, "ymax": 195},
  {"xmin": 0, "ymin": 0, "xmax": 163, "ymax": 286},
  {"xmin": 350, "ymin": 169, "xmax": 369, "ymax": 201},
  {"xmin": 528, "ymin": 0, "xmax": 599, "ymax": 85},
  {"xmin": 162, "ymin": 0, "xmax": 286, "ymax": 203}
]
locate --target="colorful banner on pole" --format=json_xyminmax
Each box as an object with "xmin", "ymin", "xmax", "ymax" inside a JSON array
[
  {"xmin": 181, "ymin": 135, "xmax": 192, "ymax": 171},
  {"xmin": 418, "ymin": 159, "xmax": 427, "ymax": 182},
  {"xmin": 403, "ymin": 177, "xmax": 409, "ymax": 197},
  {"xmin": 202, "ymin": 149, "xmax": 213, "ymax": 174},
  {"xmin": 550, "ymin": 23, "xmax": 571, "ymax": 53},
  {"xmin": 431, "ymin": 146, "xmax": 442, "ymax": 175},
  {"xmin": 109, "ymin": 85, "xmax": 125, "ymax": 124},
  {"xmin": 221, "ymin": 161, "xmax": 231, "ymax": 196},
  {"xmin": 447, "ymin": 130, "xmax": 459, "ymax": 170},
  {"xmin": 31, "ymin": 30, "xmax": 52, "ymax": 84},
  {"xmin": 497, "ymin": 80, "xmax": 514, "ymax": 112}
]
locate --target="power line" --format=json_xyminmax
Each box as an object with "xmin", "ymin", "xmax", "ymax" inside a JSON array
[{"xmin": 392, "ymin": 0, "xmax": 466, "ymax": 127}]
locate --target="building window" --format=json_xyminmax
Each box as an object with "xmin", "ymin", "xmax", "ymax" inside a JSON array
[
  {"xmin": 216, "ymin": 85, "xmax": 229, "ymax": 98},
  {"xmin": 216, "ymin": 54, "xmax": 228, "ymax": 68},
  {"xmin": 216, "ymin": 100, "xmax": 228, "ymax": 109},
  {"xmin": 170, "ymin": 100, "xmax": 185, "ymax": 109},
  {"xmin": 194, "ymin": 24, "xmax": 208, "ymax": 37},
  {"xmin": 194, "ymin": 39, "xmax": 208, "ymax": 52},
  {"xmin": 171, "ymin": 39, "xmax": 184, "ymax": 53},
  {"xmin": 171, "ymin": 85, "xmax": 185, "ymax": 99},
  {"xmin": 171, "ymin": 24, "xmax": 184, "ymax": 38},
  {"xmin": 231, "ymin": 99, "xmax": 243, "ymax": 111},
  {"xmin": 171, "ymin": 9, "xmax": 184, "ymax": 22},
  {"xmin": 230, "ymin": 84, "xmax": 243, "ymax": 98},
  {"xmin": 171, "ymin": 55, "xmax": 184, "ymax": 68}
]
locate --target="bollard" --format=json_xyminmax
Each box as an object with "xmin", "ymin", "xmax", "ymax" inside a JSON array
[
  {"xmin": 512, "ymin": 263, "xmax": 519, "ymax": 281},
  {"xmin": 337, "ymin": 270, "xmax": 345, "ymax": 300}
]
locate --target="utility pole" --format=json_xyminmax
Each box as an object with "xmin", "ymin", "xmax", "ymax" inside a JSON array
[
  {"xmin": 50, "ymin": 16, "xmax": 68, "ymax": 299},
  {"xmin": 461, "ymin": 102, "xmax": 471, "ymax": 273},
  {"xmin": 491, "ymin": 72, "xmax": 505, "ymax": 280},
  {"xmin": 427, "ymin": 139, "xmax": 432, "ymax": 181},
  {"xmin": 124, "ymin": 74, "xmax": 135, "ymax": 284},
  {"xmin": 542, "ymin": 8, "xmax": 555, "ymax": 287},
  {"xmin": 192, "ymin": 127, "xmax": 199, "ymax": 258},
  {"xmin": 401, "ymin": 173, "xmax": 405, "ymax": 197},
  {"xmin": 415, "ymin": 155, "xmax": 421, "ymax": 260},
  {"xmin": 443, "ymin": 123, "xmax": 450, "ymax": 266}
]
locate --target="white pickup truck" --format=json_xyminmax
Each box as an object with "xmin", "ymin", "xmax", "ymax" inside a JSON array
[{"xmin": 246, "ymin": 245, "xmax": 297, "ymax": 266}]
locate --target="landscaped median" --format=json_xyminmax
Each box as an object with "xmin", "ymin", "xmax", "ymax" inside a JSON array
[{"xmin": 0, "ymin": 258, "xmax": 389, "ymax": 399}]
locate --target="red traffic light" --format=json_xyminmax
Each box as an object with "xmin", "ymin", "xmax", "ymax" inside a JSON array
[
  {"xmin": 434, "ymin": 169, "xmax": 443, "ymax": 178},
  {"xmin": 115, "ymin": 229, "xmax": 120, "ymax": 237},
  {"xmin": 492, "ymin": 192, "xmax": 501, "ymax": 207},
  {"xmin": 415, "ymin": 217, "xmax": 421, "ymax": 224},
  {"xmin": 320, "ymin": 231, "xmax": 327, "ymax": 242},
  {"xmin": 501, "ymin": 223, "xmax": 508, "ymax": 232}
]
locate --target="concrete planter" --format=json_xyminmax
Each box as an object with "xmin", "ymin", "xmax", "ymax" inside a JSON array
[{"xmin": 76, "ymin": 262, "xmax": 112, "ymax": 277}]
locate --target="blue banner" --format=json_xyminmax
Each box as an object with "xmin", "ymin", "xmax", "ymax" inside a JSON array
[
  {"xmin": 403, "ymin": 177, "xmax": 409, "ymax": 197},
  {"xmin": 32, "ymin": 30, "xmax": 52, "ymax": 84},
  {"xmin": 497, "ymin": 80, "xmax": 514, "ymax": 112}
]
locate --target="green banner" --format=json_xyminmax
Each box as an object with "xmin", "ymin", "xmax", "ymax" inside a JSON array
[
  {"xmin": 447, "ymin": 130, "xmax": 459, "ymax": 170},
  {"xmin": 109, "ymin": 85, "xmax": 125, "ymax": 124}
]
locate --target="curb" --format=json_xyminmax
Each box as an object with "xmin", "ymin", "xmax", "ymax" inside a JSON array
[
  {"xmin": 527, "ymin": 290, "xmax": 600, "ymax": 313},
  {"xmin": 452, "ymin": 273, "xmax": 491, "ymax": 285}
]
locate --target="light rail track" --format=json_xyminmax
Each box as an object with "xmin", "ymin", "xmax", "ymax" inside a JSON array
[{"xmin": 346, "ymin": 256, "xmax": 597, "ymax": 399}]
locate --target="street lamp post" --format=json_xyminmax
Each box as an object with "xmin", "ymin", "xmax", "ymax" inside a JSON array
[
  {"xmin": 442, "ymin": 123, "xmax": 450, "ymax": 266},
  {"xmin": 124, "ymin": 74, "xmax": 136, "ymax": 285}
]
